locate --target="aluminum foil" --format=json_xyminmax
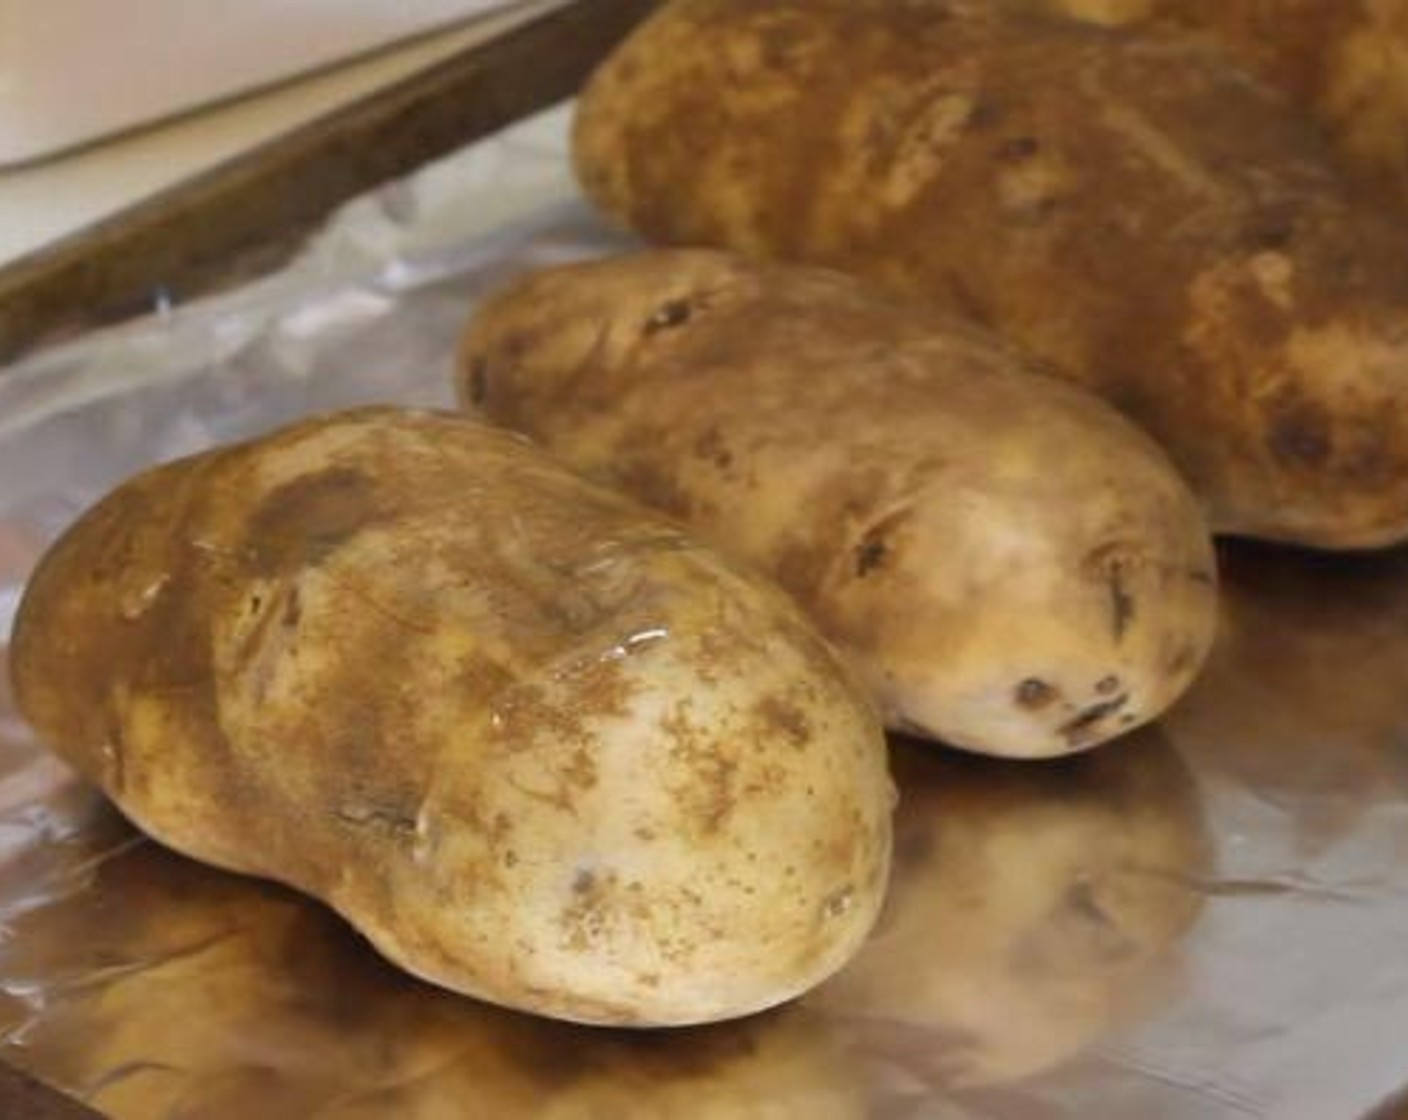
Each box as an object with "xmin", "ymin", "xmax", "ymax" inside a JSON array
[{"xmin": 2, "ymin": 105, "xmax": 1408, "ymax": 1120}]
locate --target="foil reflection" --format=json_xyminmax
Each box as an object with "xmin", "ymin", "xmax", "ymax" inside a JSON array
[
  {"xmin": 0, "ymin": 820, "xmax": 864, "ymax": 1120},
  {"xmin": 816, "ymin": 731, "xmax": 1209, "ymax": 1090}
]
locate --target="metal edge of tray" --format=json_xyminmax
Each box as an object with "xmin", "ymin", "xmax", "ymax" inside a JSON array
[
  {"xmin": 0, "ymin": 0, "xmax": 660, "ymax": 368},
  {"xmin": 0, "ymin": 1, "xmax": 656, "ymax": 1115}
]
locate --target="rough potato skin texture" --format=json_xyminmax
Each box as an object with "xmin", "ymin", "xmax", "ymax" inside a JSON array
[
  {"xmin": 9, "ymin": 407, "xmax": 893, "ymax": 1028},
  {"xmin": 1030, "ymin": 0, "xmax": 1408, "ymax": 206},
  {"xmin": 458, "ymin": 251, "xmax": 1217, "ymax": 758},
  {"xmin": 573, "ymin": 0, "xmax": 1408, "ymax": 549}
]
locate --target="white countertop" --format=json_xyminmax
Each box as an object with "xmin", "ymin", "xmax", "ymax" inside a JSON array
[{"xmin": 0, "ymin": 0, "xmax": 564, "ymax": 269}]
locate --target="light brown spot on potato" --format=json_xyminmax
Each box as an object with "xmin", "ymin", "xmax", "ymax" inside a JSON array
[
  {"xmin": 662, "ymin": 701, "xmax": 739, "ymax": 835},
  {"xmin": 754, "ymin": 694, "xmax": 812, "ymax": 749},
  {"xmin": 560, "ymin": 869, "xmax": 618, "ymax": 953}
]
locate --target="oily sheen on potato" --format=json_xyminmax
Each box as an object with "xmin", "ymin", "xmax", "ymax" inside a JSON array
[
  {"xmin": 574, "ymin": 0, "xmax": 1408, "ymax": 549},
  {"xmin": 458, "ymin": 251, "xmax": 1218, "ymax": 758},
  {"xmin": 9, "ymin": 407, "xmax": 894, "ymax": 1027}
]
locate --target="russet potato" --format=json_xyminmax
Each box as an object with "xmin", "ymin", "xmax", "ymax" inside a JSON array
[
  {"xmin": 10, "ymin": 407, "xmax": 893, "ymax": 1027},
  {"xmin": 574, "ymin": 0, "xmax": 1408, "ymax": 549},
  {"xmin": 459, "ymin": 250, "xmax": 1217, "ymax": 758}
]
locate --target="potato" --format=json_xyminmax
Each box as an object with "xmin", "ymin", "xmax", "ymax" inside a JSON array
[
  {"xmin": 0, "ymin": 827, "xmax": 864, "ymax": 1119},
  {"xmin": 1027, "ymin": 0, "xmax": 1408, "ymax": 205},
  {"xmin": 815, "ymin": 729, "xmax": 1208, "ymax": 1088},
  {"xmin": 9, "ymin": 407, "xmax": 893, "ymax": 1028},
  {"xmin": 457, "ymin": 250, "xmax": 1217, "ymax": 758},
  {"xmin": 574, "ymin": 0, "xmax": 1408, "ymax": 549}
]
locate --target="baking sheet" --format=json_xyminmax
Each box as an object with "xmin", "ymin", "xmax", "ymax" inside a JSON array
[{"xmin": 2, "ymin": 105, "xmax": 1408, "ymax": 1120}]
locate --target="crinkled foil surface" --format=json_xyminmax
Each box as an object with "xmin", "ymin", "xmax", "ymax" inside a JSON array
[{"xmin": 2, "ymin": 106, "xmax": 1408, "ymax": 1120}]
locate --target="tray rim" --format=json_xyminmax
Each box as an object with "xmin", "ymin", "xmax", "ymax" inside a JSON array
[{"xmin": 0, "ymin": 0, "xmax": 657, "ymax": 369}]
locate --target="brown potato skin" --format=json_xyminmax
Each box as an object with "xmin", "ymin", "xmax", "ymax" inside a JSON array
[
  {"xmin": 574, "ymin": 0, "xmax": 1408, "ymax": 549},
  {"xmin": 1029, "ymin": 0, "xmax": 1408, "ymax": 206},
  {"xmin": 9, "ymin": 407, "xmax": 893, "ymax": 1028},
  {"xmin": 458, "ymin": 250, "xmax": 1217, "ymax": 758}
]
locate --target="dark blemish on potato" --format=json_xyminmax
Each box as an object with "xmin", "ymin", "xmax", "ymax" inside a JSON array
[
  {"xmin": 1245, "ymin": 208, "xmax": 1296, "ymax": 251},
  {"xmin": 1119, "ymin": 713, "xmax": 1138, "ymax": 726},
  {"xmin": 1096, "ymin": 675, "xmax": 1120, "ymax": 695},
  {"xmin": 1065, "ymin": 879, "xmax": 1114, "ymax": 930},
  {"xmin": 644, "ymin": 298, "xmax": 693, "ymax": 334},
  {"xmin": 248, "ymin": 593, "xmax": 263, "ymax": 615},
  {"xmin": 694, "ymin": 426, "xmax": 734, "ymax": 469},
  {"xmin": 634, "ymin": 826, "xmax": 656, "ymax": 842},
  {"xmin": 854, "ymin": 506, "xmax": 912, "ymax": 579},
  {"xmin": 967, "ymin": 94, "xmax": 1001, "ymax": 128},
  {"xmin": 1269, "ymin": 402, "xmax": 1332, "ymax": 468},
  {"xmin": 467, "ymin": 355, "xmax": 490, "ymax": 404},
  {"xmin": 503, "ymin": 849, "xmax": 518, "ymax": 868},
  {"xmin": 560, "ymin": 869, "xmax": 615, "ymax": 952},
  {"xmin": 1060, "ymin": 694, "xmax": 1130, "ymax": 744},
  {"xmin": 854, "ymin": 534, "xmax": 888, "ymax": 577},
  {"xmin": 282, "ymin": 586, "xmax": 302, "ymax": 628},
  {"xmin": 1103, "ymin": 561, "xmax": 1135, "ymax": 642},
  {"xmin": 1188, "ymin": 568, "xmax": 1215, "ymax": 586},
  {"xmin": 998, "ymin": 135, "xmax": 1039, "ymax": 161},
  {"xmin": 248, "ymin": 467, "xmax": 381, "ymax": 576},
  {"xmin": 1015, "ymin": 677, "xmax": 1057, "ymax": 709},
  {"xmin": 612, "ymin": 455, "xmax": 694, "ymax": 520}
]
